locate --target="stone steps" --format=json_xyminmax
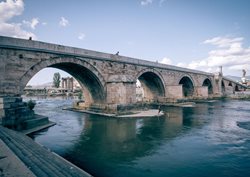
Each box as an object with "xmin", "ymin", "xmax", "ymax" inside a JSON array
[
  {"xmin": 22, "ymin": 114, "xmax": 49, "ymax": 130},
  {"xmin": 88, "ymin": 104, "xmax": 105, "ymax": 113},
  {"xmin": 0, "ymin": 126, "xmax": 92, "ymax": 177}
]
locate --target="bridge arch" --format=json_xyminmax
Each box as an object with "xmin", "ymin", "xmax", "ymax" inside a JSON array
[
  {"xmin": 202, "ymin": 78, "xmax": 213, "ymax": 95},
  {"xmin": 221, "ymin": 80, "xmax": 226, "ymax": 94},
  {"xmin": 136, "ymin": 69, "xmax": 165, "ymax": 102},
  {"xmin": 179, "ymin": 75, "xmax": 194, "ymax": 97},
  {"xmin": 235, "ymin": 85, "xmax": 239, "ymax": 92},
  {"xmin": 20, "ymin": 57, "xmax": 106, "ymax": 104}
]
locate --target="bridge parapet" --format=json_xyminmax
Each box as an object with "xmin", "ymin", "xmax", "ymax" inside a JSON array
[{"xmin": 0, "ymin": 36, "xmax": 213, "ymax": 76}]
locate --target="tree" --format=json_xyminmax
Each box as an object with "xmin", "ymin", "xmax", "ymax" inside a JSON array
[
  {"xmin": 53, "ymin": 72, "xmax": 61, "ymax": 88},
  {"xmin": 27, "ymin": 100, "xmax": 36, "ymax": 110}
]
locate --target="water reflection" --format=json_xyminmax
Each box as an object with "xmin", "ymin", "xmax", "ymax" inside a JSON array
[{"xmin": 29, "ymin": 99, "xmax": 250, "ymax": 177}]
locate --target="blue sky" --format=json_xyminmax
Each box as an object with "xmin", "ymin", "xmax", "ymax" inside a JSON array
[{"xmin": 0, "ymin": 0, "xmax": 250, "ymax": 85}]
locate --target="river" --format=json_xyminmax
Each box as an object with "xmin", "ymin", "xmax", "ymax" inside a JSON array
[{"xmin": 27, "ymin": 98, "xmax": 250, "ymax": 177}]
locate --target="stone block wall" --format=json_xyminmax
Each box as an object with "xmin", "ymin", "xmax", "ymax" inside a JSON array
[
  {"xmin": 195, "ymin": 86, "xmax": 208, "ymax": 98},
  {"xmin": 165, "ymin": 85, "xmax": 183, "ymax": 99},
  {"xmin": 0, "ymin": 97, "xmax": 34, "ymax": 130},
  {"xmin": 225, "ymin": 86, "xmax": 234, "ymax": 95},
  {"xmin": 106, "ymin": 82, "xmax": 136, "ymax": 104}
]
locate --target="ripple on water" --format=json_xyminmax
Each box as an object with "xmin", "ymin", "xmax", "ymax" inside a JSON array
[
  {"xmin": 28, "ymin": 98, "xmax": 250, "ymax": 177},
  {"xmin": 237, "ymin": 121, "xmax": 250, "ymax": 131}
]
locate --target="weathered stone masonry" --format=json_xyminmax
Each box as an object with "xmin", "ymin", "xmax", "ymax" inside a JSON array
[{"xmin": 0, "ymin": 36, "xmax": 246, "ymax": 128}]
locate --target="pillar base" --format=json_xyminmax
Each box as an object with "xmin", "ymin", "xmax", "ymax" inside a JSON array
[{"xmin": 0, "ymin": 96, "xmax": 40, "ymax": 130}]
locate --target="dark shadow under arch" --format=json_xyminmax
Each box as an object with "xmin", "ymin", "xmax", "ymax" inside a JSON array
[
  {"xmin": 202, "ymin": 78, "xmax": 213, "ymax": 95},
  {"xmin": 137, "ymin": 71, "xmax": 165, "ymax": 102},
  {"xmin": 235, "ymin": 85, "xmax": 239, "ymax": 92},
  {"xmin": 50, "ymin": 63, "xmax": 105, "ymax": 103},
  {"xmin": 21, "ymin": 58, "xmax": 106, "ymax": 104},
  {"xmin": 221, "ymin": 81, "xmax": 226, "ymax": 94},
  {"xmin": 179, "ymin": 76, "xmax": 194, "ymax": 97}
]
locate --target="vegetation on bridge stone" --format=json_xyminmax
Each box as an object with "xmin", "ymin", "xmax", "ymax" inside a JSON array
[
  {"xmin": 27, "ymin": 100, "xmax": 36, "ymax": 110},
  {"xmin": 53, "ymin": 72, "xmax": 61, "ymax": 88},
  {"xmin": 78, "ymin": 91, "xmax": 83, "ymax": 100}
]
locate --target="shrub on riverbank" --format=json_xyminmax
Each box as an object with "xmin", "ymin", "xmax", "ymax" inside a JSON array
[{"xmin": 27, "ymin": 100, "xmax": 36, "ymax": 110}]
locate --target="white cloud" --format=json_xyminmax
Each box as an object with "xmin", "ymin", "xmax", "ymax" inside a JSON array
[
  {"xmin": 78, "ymin": 33, "xmax": 85, "ymax": 40},
  {"xmin": 178, "ymin": 36, "xmax": 250, "ymax": 74},
  {"xmin": 0, "ymin": 0, "xmax": 36, "ymax": 39},
  {"xmin": 176, "ymin": 62, "xmax": 187, "ymax": 68},
  {"xmin": 0, "ymin": 0, "xmax": 24, "ymax": 22},
  {"xmin": 160, "ymin": 57, "xmax": 172, "ymax": 65},
  {"xmin": 204, "ymin": 36, "xmax": 243, "ymax": 48},
  {"xmin": 22, "ymin": 18, "xmax": 39, "ymax": 29},
  {"xmin": 0, "ymin": 23, "xmax": 36, "ymax": 39},
  {"xmin": 141, "ymin": 0, "xmax": 153, "ymax": 6},
  {"xmin": 41, "ymin": 22, "xmax": 47, "ymax": 26},
  {"xmin": 59, "ymin": 17, "xmax": 69, "ymax": 27}
]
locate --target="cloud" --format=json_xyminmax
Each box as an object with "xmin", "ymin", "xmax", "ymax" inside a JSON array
[
  {"xmin": 203, "ymin": 36, "xmax": 243, "ymax": 48},
  {"xmin": 22, "ymin": 18, "xmax": 39, "ymax": 29},
  {"xmin": 140, "ymin": 0, "xmax": 167, "ymax": 6},
  {"xmin": 0, "ymin": 0, "xmax": 24, "ymax": 22},
  {"xmin": 59, "ymin": 17, "xmax": 69, "ymax": 27},
  {"xmin": 0, "ymin": 0, "xmax": 36, "ymax": 39},
  {"xmin": 141, "ymin": 0, "xmax": 153, "ymax": 6},
  {"xmin": 41, "ymin": 22, "xmax": 47, "ymax": 26},
  {"xmin": 0, "ymin": 23, "xmax": 36, "ymax": 39},
  {"xmin": 78, "ymin": 33, "xmax": 85, "ymax": 40},
  {"xmin": 178, "ymin": 36, "xmax": 250, "ymax": 74},
  {"xmin": 160, "ymin": 57, "xmax": 172, "ymax": 65}
]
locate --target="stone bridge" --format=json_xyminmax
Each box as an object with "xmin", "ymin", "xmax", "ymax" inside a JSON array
[{"xmin": 0, "ymin": 36, "xmax": 246, "ymax": 129}]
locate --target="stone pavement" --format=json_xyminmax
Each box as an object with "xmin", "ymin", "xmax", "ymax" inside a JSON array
[
  {"xmin": 0, "ymin": 126, "xmax": 92, "ymax": 177},
  {"xmin": 0, "ymin": 139, "xmax": 35, "ymax": 177}
]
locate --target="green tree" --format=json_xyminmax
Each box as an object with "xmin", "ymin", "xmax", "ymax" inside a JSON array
[
  {"xmin": 53, "ymin": 72, "xmax": 61, "ymax": 88},
  {"xmin": 78, "ymin": 91, "xmax": 83, "ymax": 100},
  {"xmin": 27, "ymin": 100, "xmax": 36, "ymax": 110}
]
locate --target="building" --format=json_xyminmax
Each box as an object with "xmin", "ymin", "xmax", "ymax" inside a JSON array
[{"xmin": 61, "ymin": 77, "xmax": 81, "ymax": 92}]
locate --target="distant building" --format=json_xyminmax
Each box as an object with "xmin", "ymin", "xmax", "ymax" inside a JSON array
[
  {"xmin": 61, "ymin": 77, "xmax": 81, "ymax": 91},
  {"xmin": 61, "ymin": 77, "xmax": 74, "ymax": 91},
  {"xmin": 24, "ymin": 77, "xmax": 81, "ymax": 96}
]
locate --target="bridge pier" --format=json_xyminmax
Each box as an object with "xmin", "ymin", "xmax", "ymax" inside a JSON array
[
  {"xmin": 213, "ymin": 72, "xmax": 225, "ymax": 97},
  {"xmin": 0, "ymin": 96, "xmax": 34, "ymax": 130},
  {"xmin": 106, "ymin": 77, "xmax": 136, "ymax": 105},
  {"xmin": 0, "ymin": 96, "xmax": 50, "ymax": 131},
  {"xmin": 195, "ymin": 86, "xmax": 208, "ymax": 99},
  {"xmin": 165, "ymin": 85, "xmax": 183, "ymax": 100},
  {"xmin": 165, "ymin": 85, "xmax": 209, "ymax": 100}
]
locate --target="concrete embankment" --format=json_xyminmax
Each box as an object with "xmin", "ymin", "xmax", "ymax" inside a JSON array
[
  {"xmin": 66, "ymin": 107, "xmax": 166, "ymax": 118},
  {"xmin": 0, "ymin": 138, "xmax": 36, "ymax": 177},
  {"xmin": 0, "ymin": 126, "xmax": 92, "ymax": 177}
]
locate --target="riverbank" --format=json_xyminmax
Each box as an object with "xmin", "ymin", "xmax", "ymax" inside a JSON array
[{"xmin": 0, "ymin": 125, "xmax": 92, "ymax": 177}]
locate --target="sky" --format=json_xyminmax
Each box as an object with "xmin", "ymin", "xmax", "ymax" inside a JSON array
[{"xmin": 0, "ymin": 0, "xmax": 250, "ymax": 85}]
